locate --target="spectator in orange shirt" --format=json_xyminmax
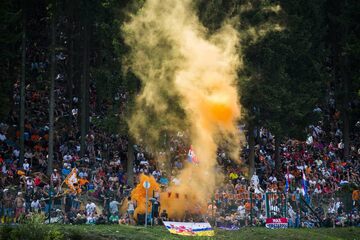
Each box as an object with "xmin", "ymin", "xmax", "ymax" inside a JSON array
[{"xmin": 352, "ymin": 189, "xmax": 360, "ymax": 207}]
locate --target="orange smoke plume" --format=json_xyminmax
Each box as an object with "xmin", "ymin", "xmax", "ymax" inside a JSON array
[
  {"xmin": 124, "ymin": 0, "xmax": 242, "ymax": 220},
  {"xmin": 131, "ymin": 174, "xmax": 160, "ymax": 218}
]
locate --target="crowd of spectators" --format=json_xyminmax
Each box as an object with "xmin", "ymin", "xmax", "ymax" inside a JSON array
[
  {"xmin": 0, "ymin": 38, "xmax": 359, "ymax": 228},
  {"xmin": 212, "ymin": 97, "xmax": 360, "ymax": 228},
  {"xmin": 0, "ymin": 39, "xmax": 134, "ymax": 225}
]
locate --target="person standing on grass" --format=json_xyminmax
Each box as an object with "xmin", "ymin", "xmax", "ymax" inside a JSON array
[
  {"xmin": 85, "ymin": 201, "xmax": 97, "ymax": 224},
  {"xmin": 151, "ymin": 197, "xmax": 160, "ymax": 225},
  {"xmin": 14, "ymin": 192, "xmax": 25, "ymax": 222},
  {"xmin": 2, "ymin": 189, "xmax": 13, "ymax": 223},
  {"xmin": 127, "ymin": 197, "xmax": 135, "ymax": 224},
  {"xmin": 109, "ymin": 198, "xmax": 120, "ymax": 216}
]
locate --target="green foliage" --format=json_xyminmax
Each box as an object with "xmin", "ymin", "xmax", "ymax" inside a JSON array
[
  {"xmin": 236, "ymin": 0, "xmax": 327, "ymax": 140},
  {"xmin": 2, "ymin": 224, "xmax": 360, "ymax": 240},
  {"xmin": 92, "ymin": 112, "xmax": 128, "ymax": 135},
  {"xmin": 0, "ymin": 224, "xmax": 12, "ymax": 240},
  {"xmin": 44, "ymin": 229, "xmax": 64, "ymax": 240},
  {"xmin": 5, "ymin": 214, "xmax": 64, "ymax": 240}
]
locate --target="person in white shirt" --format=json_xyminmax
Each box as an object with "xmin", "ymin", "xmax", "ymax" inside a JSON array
[
  {"xmin": 51, "ymin": 169, "xmax": 60, "ymax": 186},
  {"xmin": 269, "ymin": 175, "xmax": 277, "ymax": 183},
  {"xmin": 71, "ymin": 108, "xmax": 78, "ymax": 116},
  {"xmin": 334, "ymin": 198, "xmax": 341, "ymax": 212},
  {"xmin": 314, "ymin": 159, "xmax": 322, "ymax": 167},
  {"xmin": 79, "ymin": 170, "xmax": 88, "ymax": 179},
  {"xmin": 86, "ymin": 202, "xmax": 96, "ymax": 216},
  {"xmin": 314, "ymin": 186, "xmax": 322, "ymax": 194},
  {"xmin": 338, "ymin": 141, "xmax": 344, "ymax": 150},
  {"xmin": 31, "ymin": 199, "xmax": 41, "ymax": 213},
  {"xmin": 13, "ymin": 149, "xmax": 20, "ymax": 158},
  {"xmin": 152, "ymin": 170, "xmax": 161, "ymax": 178},
  {"xmin": 0, "ymin": 132, "xmax": 6, "ymax": 141},
  {"xmin": 284, "ymin": 172, "xmax": 294, "ymax": 181},
  {"xmin": 270, "ymin": 201, "xmax": 280, "ymax": 216},
  {"xmin": 309, "ymin": 179, "xmax": 317, "ymax": 187},
  {"xmin": 237, "ymin": 203, "xmax": 246, "ymax": 219},
  {"xmin": 1, "ymin": 164, "xmax": 7, "ymax": 175},
  {"xmin": 109, "ymin": 199, "xmax": 120, "ymax": 215},
  {"xmin": 24, "ymin": 151, "xmax": 33, "ymax": 159},
  {"xmin": 140, "ymin": 158, "xmax": 149, "ymax": 166},
  {"xmin": 296, "ymin": 165, "xmax": 306, "ymax": 171},
  {"xmin": 251, "ymin": 171, "xmax": 259, "ymax": 187},
  {"xmin": 318, "ymin": 179, "xmax": 326, "ymax": 185},
  {"xmin": 172, "ymin": 177, "xmax": 181, "ymax": 185},
  {"xmin": 23, "ymin": 160, "xmax": 30, "ymax": 172},
  {"xmin": 26, "ymin": 177, "xmax": 34, "ymax": 190},
  {"xmin": 63, "ymin": 153, "xmax": 73, "ymax": 162},
  {"xmin": 288, "ymin": 204, "xmax": 296, "ymax": 227}
]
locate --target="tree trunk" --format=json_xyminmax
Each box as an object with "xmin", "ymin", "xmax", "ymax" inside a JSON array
[
  {"xmin": 127, "ymin": 137, "xmax": 135, "ymax": 187},
  {"xmin": 341, "ymin": 0, "xmax": 350, "ymax": 160},
  {"xmin": 67, "ymin": 1, "xmax": 74, "ymax": 101},
  {"xmin": 274, "ymin": 135, "xmax": 281, "ymax": 174},
  {"xmin": 19, "ymin": 3, "xmax": 26, "ymax": 165},
  {"xmin": 248, "ymin": 124, "xmax": 255, "ymax": 177},
  {"xmin": 343, "ymin": 108, "xmax": 350, "ymax": 159},
  {"xmin": 68, "ymin": 32, "xmax": 74, "ymax": 101},
  {"xmin": 85, "ymin": 23, "xmax": 91, "ymax": 132},
  {"xmin": 80, "ymin": 19, "xmax": 89, "ymax": 157},
  {"xmin": 48, "ymin": 3, "xmax": 56, "ymax": 176}
]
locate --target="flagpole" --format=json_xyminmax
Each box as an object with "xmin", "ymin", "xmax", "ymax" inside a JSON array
[{"xmin": 285, "ymin": 166, "xmax": 289, "ymax": 218}]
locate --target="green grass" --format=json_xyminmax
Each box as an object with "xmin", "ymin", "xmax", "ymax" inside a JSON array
[{"xmin": 1, "ymin": 224, "xmax": 360, "ymax": 240}]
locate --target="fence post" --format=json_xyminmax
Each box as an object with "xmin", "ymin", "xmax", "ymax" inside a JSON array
[
  {"xmin": 250, "ymin": 192, "xmax": 253, "ymax": 226},
  {"xmin": 265, "ymin": 192, "xmax": 269, "ymax": 218},
  {"xmin": 48, "ymin": 187, "xmax": 52, "ymax": 224},
  {"xmin": 212, "ymin": 196, "xmax": 215, "ymax": 227},
  {"xmin": 285, "ymin": 193, "xmax": 288, "ymax": 218},
  {"xmin": 298, "ymin": 194, "xmax": 301, "ymax": 227}
]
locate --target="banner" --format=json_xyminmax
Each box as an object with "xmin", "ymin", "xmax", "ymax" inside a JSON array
[
  {"xmin": 215, "ymin": 192, "xmax": 287, "ymax": 201},
  {"xmin": 163, "ymin": 221, "xmax": 214, "ymax": 236},
  {"xmin": 215, "ymin": 192, "xmax": 264, "ymax": 200},
  {"xmin": 265, "ymin": 218, "xmax": 288, "ymax": 229}
]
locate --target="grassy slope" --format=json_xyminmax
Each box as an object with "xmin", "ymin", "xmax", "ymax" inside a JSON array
[{"xmin": 47, "ymin": 225, "xmax": 360, "ymax": 240}]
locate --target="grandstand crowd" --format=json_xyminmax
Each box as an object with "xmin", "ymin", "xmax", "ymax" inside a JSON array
[{"xmin": 0, "ymin": 42, "xmax": 359, "ymax": 228}]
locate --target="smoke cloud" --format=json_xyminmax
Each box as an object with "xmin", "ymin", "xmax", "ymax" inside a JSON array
[
  {"xmin": 131, "ymin": 174, "xmax": 160, "ymax": 218},
  {"xmin": 122, "ymin": 0, "xmax": 242, "ymax": 219}
]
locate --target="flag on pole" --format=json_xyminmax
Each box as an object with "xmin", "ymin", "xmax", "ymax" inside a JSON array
[
  {"xmin": 187, "ymin": 145, "xmax": 199, "ymax": 164},
  {"xmin": 301, "ymin": 170, "xmax": 308, "ymax": 197}
]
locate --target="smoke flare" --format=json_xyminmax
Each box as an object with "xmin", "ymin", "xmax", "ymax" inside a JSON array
[{"xmin": 123, "ymin": 0, "xmax": 242, "ymax": 219}]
